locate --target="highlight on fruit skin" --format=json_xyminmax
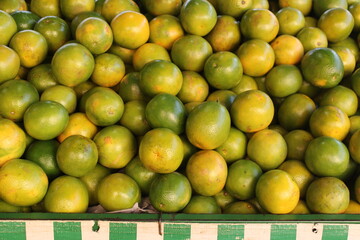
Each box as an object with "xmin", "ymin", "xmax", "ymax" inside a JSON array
[{"xmin": 0, "ymin": 0, "xmax": 359, "ymax": 215}]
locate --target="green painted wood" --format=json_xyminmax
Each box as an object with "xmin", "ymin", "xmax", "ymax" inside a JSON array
[
  {"xmin": 217, "ymin": 224, "xmax": 244, "ymax": 240},
  {"xmin": 321, "ymin": 225, "xmax": 348, "ymax": 240},
  {"xmin": 270, "ymin": 224, "xmax": 297, "ymax": 240},
  {"xmin": 53, "ymin": 221, "xmax": 82, "ymax": 240},
  {"xmin": 164, "ymin": 224, "xmax": 191, "ymax": 240},
  {"xmin": 0, "ymin": 222, "xmax": 26, "ymax": 240},
  {"xmin": 109, "ymin": 222, "xmax": 137, "ymax": 240}
]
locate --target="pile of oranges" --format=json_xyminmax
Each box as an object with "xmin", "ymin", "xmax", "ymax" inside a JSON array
[{"xmin": 1, "ymin": 0, "xmax": 360, "ymax": 215}]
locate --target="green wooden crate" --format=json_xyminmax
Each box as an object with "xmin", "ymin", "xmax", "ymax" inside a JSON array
[{"xmin": 0, "ymin": 213, "xmax": 359, "ymax": 239}]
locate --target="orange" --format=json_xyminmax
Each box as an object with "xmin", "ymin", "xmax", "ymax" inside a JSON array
[
  {"xmin": 186, "ymin": 101, "xmax": 231, "ymax": 149},
  {"xmin": 236, "ymin": 39, "xmax": 275, "ymax": 77},
  {"xmin": 139, "ymin": 128, "xmax": 183, "ymax": 173},
  {"xmin": 119, "ymin": 100, "xmax": 151, "ymax": 136},
  {"xmin": 75, "ymin": 17, "xmax": 113, "ymax": 54},
  {"xmin": 203, "ymin": 51, "xmax": 243, "ymax": 90},
  {"xmin": 265, "ymin": 64, "xmax": 303, "ymax": 98},
  {"xmin": 215, "ymin": 127, "xmax": 247, "ymax": 164},
  {"xmin": 124, "ymin": 156, "xmax": 159, "ymax": 195},
  {"xmin": 240, "ymin": 8, "xmax": 279, "ymax": 43},
  {"xmin": 306, "ymin": 177, "xmax": 349, "ymax": 213},
  {"xmin": 149, "ymin": 172, "xmax": 192, "ymax": 212},
  {"xmin": 79, "ymin": 163, "xmax": 111, "ymax": 206},
  {"xmin": 319, "ymin": 85, "xmax": 358, "ymax": 116},
  {"xmin": 296, "ymin": 27, "xmax": 328, "ymax": 52},
  {"xmin": 277, "ymin": 93, "xmax": 316, "ymax": 130},
  {"xmin": 278, "ymin": 160, "xmax": 315, "ymax": 198},
  {"xmin": 59, "ymin": 0, "xmax": 95, "ymax": 21},
  {"xmin": 329, "ymin": 37, "xmax": 359, "ymax": 62},
  {"xmin": 186, "ymin": 150, "xmax": 227, "ymax": 196},
  {"xmin": 70, "ymin": 11, "xmax": 105, "ymax": 37},
  {"xmin": 344, "ymin": 200, "xmax": 360, "ymax": 214},
  {"xmin": 0, "ymin": 45, "xmax": 20, "ymax": 83},
  {"xmin": 305, "ymin": 136, "xmax": 349, "ymax": 177},
  {"xmin": 40, "ymin": 85, "xmax": 77, "ymax": 114},
  {"xmin": 270, "ymin": 35, "xmax": 304, "ymax": 65},
  {"xmin": 230, "ymin": 75, "xmax": 258, "ymax": 94},
  {"xmin": 44, "ymin": 175, "xmax": 89, "ymax": 213},
  {"xmin": 117, "ymin": 72, "xmax": 149, "ymax": 102},
  {"xmin": 206, "ymin": 90, "xmax": 236, "ymax": 110},
  {"xmin": 97, "ymin": 172, "xmax": 141, "ymax": 211},
  {"xmin": 25, "ymin": 139, "xmax": 61, "ymax": 180},
  {"xmin": 225, "ymin": 159, "xmax": 262, "ymax": 200},
  {"xmin": 351, "ymin": 67, "xmax": 360, "ymax": 96},
  {"xmin": 349, "ymin": 115, "xmax": 360, "ymax": 136},
  {"xmin": 26, "ymin": 64, "xmax": 57, "ymax": 93},
  {"xmin": 217, "ymin": 0, "xmax": 252, "ymax": 18},
  {"xmin": 23, "ymin": 100, "xmax": 69, "ymax": 140},
  {"xmin": 268, "ymin": 124, "xmax": 288, "ymax": 136},
  {"xmin": 34, "ymin": 15, "xmax": 71, "ymax": 53},
  {"xmin": 149, "ymin": 14, "xmax": 184, "ymax": 50},
  {"xmin": 9, "ymin": 30, "xmax": 48, "ymax": 68},
  {"xmin": 289, "ymin": 199, "xmax": 311, "ymax": 214},
  {"xmin": 251, "ymin": 0, "xmax": 269, "ymax": 9},
  {"xmin": 107, "ymin": 43, "xmax": 135, "ymax": 65},
  {"xmin": 312, "ymin": 0, "xmax": 348, "ymax": 17},
  {"xmin": 318, "ymin": 8, "xmax": 354, "ymax": 43},
  {"xmin": 0, "ymin": 118, "xmax": 26, "ymax": 167},
  {"xmin": 213, "ymin": 189, "xmax": 237, "ymax": 210},
  {"xmin": 298, "ymin": 79, "xmax": 321, "ymax": 98},
  {"xmin": 179, "ymin": 0, "xmax": 217, "ymax": 36},
  {"xmin": 0, "ymin": 159, "xmax": 48, "ymax": 207},
  {"xmin": 84, "ymin": 86, "xmax": 124, "ymax": 126},
  {"xmin": 139, "ymin": 59, "xmax": 183, "ymax": 97},
  {"xmin": 278, "ymin": 0, "xmax": 312, "ymax": 16},
  {"xmin": 0, "ymin": 79, "xmax": 39, "ymax": 122},
  {"xmin": 51, "ymin": 43, "xmax": 95, "ymax": 87},
  {"xmin": 355, "ymin": 175, "xmax": 360, "ymax": 203},
  {"xmin": 132, "ymin": 43, "xmax": 171, "ymax": 71},
  {"xmin": 0, "ymin": 0, "xmax": 27, "ymax": 13},
  {"xmin": 179, "ymin": 134, "xmax": 198, "ymax": 169},
  {"xmin": 91, "ymin": 53, "xmax": 125, "ymax": 87},
  {"xmin": 349, "ymin": 129, "xmax": 360, "ymax": 163},
  {"xmin": 284, "ymin": 130, "xmax": 313, "ymax": 161},
  {"xmin": 176, "ymin": 71, "xmax": 209, "ymax": 103},
  {"xmin": 170, "ymin": 34, "xmax": 213, "ymax": 72},
  {"xmin": 0, "ymin": 10, "xmax": 17, "ymax": 45},
  {"xmin": 57, "ymin": 135, "xmax": 98, "ymax": 177},
  {"xmin": 145, "ymin": 93, "xmax": 186, "ymax": 135},
  {"xmin": 101, "ymin": 0, "xmax": 139, "ymax": 23},
  {"xmin": 247, "ymin": 129, "xmax": 287, "ymax": 171},
  {"xmin": 230, "ymin": 89, "xmax": 274, "ymax": 133},
  {"xmin": 10, "ymin": 10, "xmax": 40, "ymax": 31},
  {"xmin": 256, "ymin": 169, "xmax": 299, "ymax": 214},
  {"xmin": 110, "ymin": 10, "xmax": 149, "ymax": 50},
  {"xmin": 57, "ymin": 112, "xmax": 98, "ymax": 143},
  {"xmin": 305, "ymin": 16, "xmax": 317, "ymax": 27},
  {"xmin": 223, "ymin": 201, "xmax": 258, "ymax": 214},
  {"xmin": 0, "ymin": 199, "xmax": 31, "ymax": 213},
  {"xmin": 143, "ymin": 0, "xmax": 181, "ymax": 16},
  {"xmin": 309, "ymin": 105, "xmax": 350, "ymax": 141},
  {"xmin": 276, "ymin": 7, "xmax": 305, "ymax": 35},
  {"xmin": 330, "ymin": 46, "xmax": 356, "ymax": 77},
  {"xmin": 93, "ymin": 125, "xmax": 137, "ymax": 169},
  {"xmin": 205, "ymin": 15, "xmax": 241, "ymax": 52},
  {"xmin": 182, "ymin": 195, "xmax": 221, "ymax": 214},
  {"xmin": 300, "ymin": 47, "xmax": 344, "ymax": 88},
  {"xmin": 349, "ymin": 2, "xmax": 360, "ymax": 32},
  {"xmin": 184, "ymin": 101, "xmax": 203, "ymax": 114},
  {"xmin": 30, "ymin": 0, "xmax": 61, "ymax": 17}
]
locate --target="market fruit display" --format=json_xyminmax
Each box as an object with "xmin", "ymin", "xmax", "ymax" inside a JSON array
[{"xmin": 1, "ymin": 0, "xmax": 360, "ymax": 215}]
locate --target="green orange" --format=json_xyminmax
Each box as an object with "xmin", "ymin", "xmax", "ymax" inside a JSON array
[
  {"xmin": 182, "ymin": 195, "xmax": 221, "ymax": 214},
  {"xmin": 0, "ymin": 10, "xmax": 17, "ymax": 45},
  {"xmin": 0, "ymin": 45, "xmax": 20, "ymax": 84}
]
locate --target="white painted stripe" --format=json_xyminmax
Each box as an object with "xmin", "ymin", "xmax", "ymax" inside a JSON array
[
  {"xmin": 81, "ymin": 221, "xmax": 109, "ymax": 240},
  {"xmin": 190, "ymin": 223, "xmax": 218, "ymax": 240},
  {"xmin": 244, "ymin": 223, "xmax": 271, "ymax": 240},
  {"xmin": 26, "ymin": 221, "xmax": 54, "ymax": 240},
  {"xmin": 345, "ymin": 224, "xmax": 360, "ymax": 240},
  {"xmin": 296, "ymin": 223, "xmax": 322, "ymax": 240},
  {"xmin": 136, "ymin": 221, "xmax": 163, "ymax": 240}
]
